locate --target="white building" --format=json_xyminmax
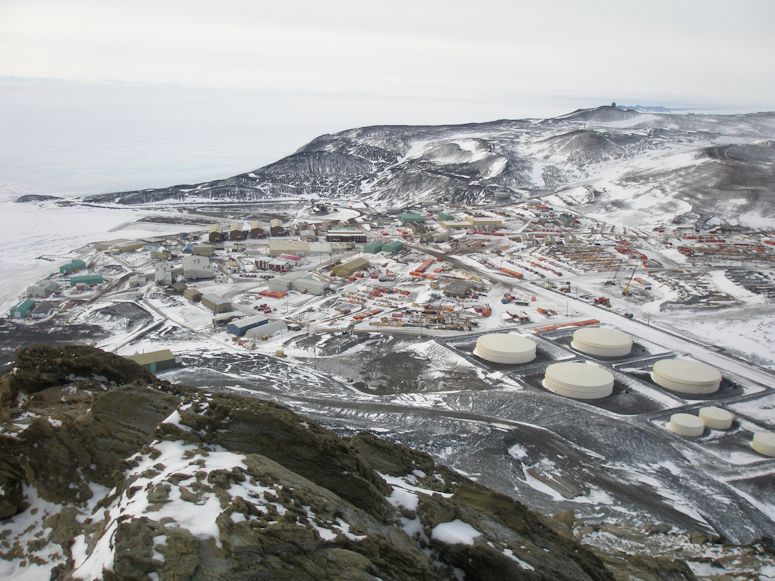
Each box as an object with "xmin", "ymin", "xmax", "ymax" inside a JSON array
[
  {"xmin": 268, "ymin": 271, "xmax": 307, "ymax": 291},
  {"xmin": 128, "ymin": 274, "xmax": 147, "ymax": 288},
  {"xmin": 245, "ymin": 319, "xmax": 287, "ymax": 340},
  {"xmin": 182, "ymin": 255, "xmax": 215, "ymax": 280},
  {"xmin": 154, "ymin": 261, "xmax": 174, "ymax": 286},
  {"xmin": 291, "ymin": 277, "xmax": 327, "ymax": 296},
  {"xmin": 27, "ymin": 280, "xmax": 59, "ymax": 298}
]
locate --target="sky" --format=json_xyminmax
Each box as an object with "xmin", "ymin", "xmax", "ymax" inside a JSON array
[
  {"xmin": 1, "ymin": 0, "xmax": 774, "ymax": 109},
  {"xmin": 0, "ymin": 0, "xmax": 774, "ymax": 198}
]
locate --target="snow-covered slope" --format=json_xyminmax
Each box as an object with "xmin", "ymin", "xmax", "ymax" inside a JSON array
[{"xmin": 78, "ymin": 106, "xmax": 775, "ymax": 228}]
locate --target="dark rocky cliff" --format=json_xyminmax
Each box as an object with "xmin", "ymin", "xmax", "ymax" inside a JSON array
[{"xmin": 0, "ymin": 345, "xmax": 699, "ymax": 580}]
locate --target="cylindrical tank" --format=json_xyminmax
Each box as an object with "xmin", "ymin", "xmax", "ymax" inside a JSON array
[
  {"xmin": 698, "ymin": 406, "xmax": 734, "ymax": 430},
  {"xmin": 473, "ymin": 334, "xmax": 537, "ymax": 364},
  {"xmin": 751, "ymin": 432, "xmax": 775, "ymax": 457},
  {"xmin": 571, "ymin": 327, "xmax": 633, "ymax": 357},
  {"xmin": 651, "ymin": 358, "xmax": 722, "ymax": 395},
  {"xmin": 668, "ymin": 413, "xmax": 705, "ymax": 437},
  {"xmin": 542, "ymin": 362, "xmax": 614, "ymax": 399}
]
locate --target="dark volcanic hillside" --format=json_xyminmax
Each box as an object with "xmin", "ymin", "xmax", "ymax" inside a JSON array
[
  {"xmin": 80, "ymin": 105, "xmax": 775, "ymax": 228},
  {"xmin": 0, "ymin": 345, "xmax": 705, "ymax": 580}
]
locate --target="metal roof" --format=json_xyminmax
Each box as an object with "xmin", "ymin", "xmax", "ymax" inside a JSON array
[{"xmin": 126, "ymin": 349, "xmax": 175, "ymax": 365}]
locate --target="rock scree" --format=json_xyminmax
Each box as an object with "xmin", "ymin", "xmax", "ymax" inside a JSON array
[{"xmin": 0, "ymin": 345, "xmax": 705, "ymax": 579}]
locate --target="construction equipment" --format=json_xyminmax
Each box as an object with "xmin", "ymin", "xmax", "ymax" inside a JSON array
[
  {"xmin": 622, "ymin": 264, "xmax": 638, "ymax": 296},
  {"xmin": 605, "ymin": 259, "xmax": 625, "ymax": 286}
]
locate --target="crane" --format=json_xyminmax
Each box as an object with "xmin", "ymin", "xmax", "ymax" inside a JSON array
[
  {"xmin": 622, "ymin": 264, "xmax": 638, "ymax": 296},
  {"xmin": 605, "ymin": 259, "xmax": 625, "ymax": 286}
]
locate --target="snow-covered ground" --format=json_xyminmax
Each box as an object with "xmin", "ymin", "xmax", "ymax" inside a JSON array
[{"xmin": 0, "ymin": 198, "xmax": 203, "ymax": 313}]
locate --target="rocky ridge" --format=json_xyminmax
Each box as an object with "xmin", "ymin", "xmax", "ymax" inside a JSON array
[
  {"xmin": 0, "ymin": 346, "xmax": 771, "ymax": 579},
  {"xmin": 74, "ymin": 105, "xmax": 775, "ymax": 229}
]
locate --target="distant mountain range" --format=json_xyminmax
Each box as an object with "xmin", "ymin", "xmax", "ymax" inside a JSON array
[
  {"xmin": 78, "ymin": 105, "xmax": 775, "ymax": 229},
  {"xmin": 621, "ymin": 105, "xmax": 673, "ymax": 112}
]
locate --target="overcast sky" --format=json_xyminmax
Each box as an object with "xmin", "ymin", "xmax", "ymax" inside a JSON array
[{"xmin": 1, "ymin": 0, "xmax": 774, "ymax": 108}]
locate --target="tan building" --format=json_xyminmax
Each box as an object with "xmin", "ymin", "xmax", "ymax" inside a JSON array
[
  {"xmin": 269, "ymin": 239, "xmax": 310, "ymax": 256},
  {"xmin": 115, "ymin": 241, "xmax": 145, "ymax": 253},
  {"xmin": 183, "ymin": 287, "xmax": 203, "ymax": 302},
  {"xmin": 270, "ymin": 219, "xmax": 285, "ymax": 236},
  {"xmin": 208, "ymin": 224, "xmax": 224, "ymax": 244},
  {"xmin": 125, "ymin": 349, "xmax": 177, "ymax": 373},
  {"xmin": 466, "ymin": 216, "xmax": 503, "ymax": 230},
  {"xmin": 230, "ymin": 222, "xmax": 247, "ymax": 241},
  {"xmin": 331, "ymin": 257, "xmax": 369, "ymax": 278},
  {"xmin": 193, "ymin": 244, "xmax": 214, "ymax": 257},
  {"xmin": 202, "ymin": 294, "xmax": 232, "ymax": 313},
  {"xmin": 439, "ymin": 220, "xmax": 471, "ymax": 230},
  {"xmin": 249, "ymin": 221, "xmax": 266, "ymax": 239}
]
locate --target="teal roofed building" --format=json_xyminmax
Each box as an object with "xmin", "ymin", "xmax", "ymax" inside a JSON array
[
  {"xmin": 437, "ymin": 212, "xmax": 456, "ymax": 221},
  {"xmin": 383, "ymin": 240, "xmax": 405, "ymax": 253},
  {"xmin": 363, "ymin": 240, "xmax": 384, "ymax": 254},
  {"xmin": 59, "ymin": 259, "xmax": 86, "ymax": 274},
  {"xmin": 397, "ymin": 213, "xmax": 425, "ymax": 223},
  {"xmin": 69, "ymin": 274, "xmax": 104, "ymax": 286},
  {"xmin": 9, "ymin": 299, "xmax": 35, "ymax": 319}
]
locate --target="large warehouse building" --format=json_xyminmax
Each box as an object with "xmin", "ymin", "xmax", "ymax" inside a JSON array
[
  {"xmin": 245, "ymin": 319, "xmax": 287, "ymax": 340},
  {"xmin": 227, "ymin": 314, "xmax": 269, "ymax": 336},
  {"xmin": 331, "ymin": 257, "xmax": 369, "ymax": 278},
  {"xmin": 292, "ymin": 277, "xmax": 327, "ymax": 296}
]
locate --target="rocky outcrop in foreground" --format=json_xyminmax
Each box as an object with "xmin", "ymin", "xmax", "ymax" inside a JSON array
[{"xmin": 0, "ymin": 345, "xmax": 724, "ymax": 579}]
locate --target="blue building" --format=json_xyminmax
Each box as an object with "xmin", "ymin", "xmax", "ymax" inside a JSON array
[{"xmin": 227, "ymin": 314, "xmax": 269, "ymax": 336}]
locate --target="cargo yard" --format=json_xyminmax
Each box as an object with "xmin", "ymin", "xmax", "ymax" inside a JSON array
[{"xmin": 4, "ymin": 195, "xmax": 775, "ymax": 546}]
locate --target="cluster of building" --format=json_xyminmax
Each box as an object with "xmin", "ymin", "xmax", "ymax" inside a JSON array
[{"xmin": 9, "ymin": 258, "xmax": 107, "ymax": 320}]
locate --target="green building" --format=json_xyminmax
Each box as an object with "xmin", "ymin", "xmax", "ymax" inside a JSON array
[
  {"xmin": 363, "ymin": 240, "xmax": 384, "ymax": 254},
  {"xmin": 9, "ymin": 299, "xmax": 35, "ymax": 319},
  {"xmin": 397, "ymin": 213, "xmax": 425, "ymax": 224},
  {"xmin": 383, "ymin": 240, "xmax": 405, "ymax": 253},
  {"xmin": 437, "ymin": 212, "xmax": 456, "ymax": 221},
  {"xmin": 59, "ymin": 259, "xmax": 86, "ymax": 274},
  {"xmin": 69, "ymin": 274, "xmax": 104, "ymax": 287}
]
